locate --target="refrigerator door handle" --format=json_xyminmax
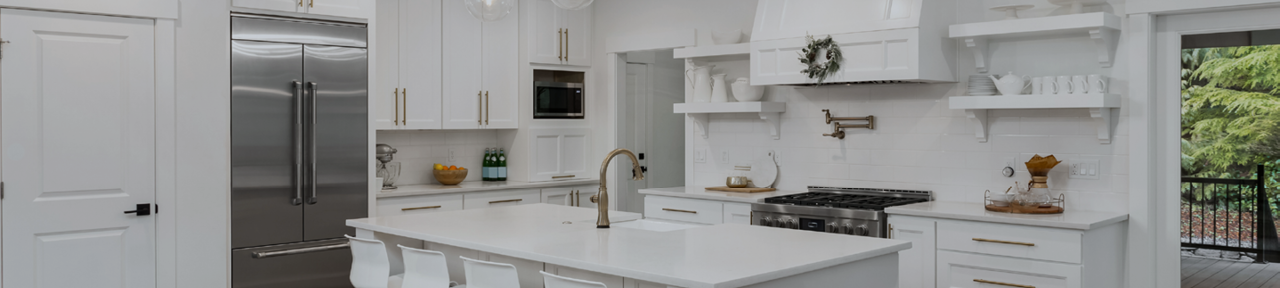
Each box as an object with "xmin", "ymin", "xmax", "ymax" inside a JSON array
[
  {"xmin": 292, "ymin": 81, "xmax": 304, "ymax": 206},
  {"xmin": 308, "ymin": 81, "xmax": 319, "ymax": 205},
  {"xmin": 250, "ymin": 242, "xmax": 350, "ymax": 259}
]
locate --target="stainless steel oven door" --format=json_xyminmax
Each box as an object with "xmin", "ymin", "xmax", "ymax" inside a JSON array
[{"xmin": 534, "ymin": 81, "xmax": 584, "ymax": 119}]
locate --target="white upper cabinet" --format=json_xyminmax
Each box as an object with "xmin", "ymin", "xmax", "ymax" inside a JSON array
[
  {"xmin": 526, "ymin": 0, "xmax": 592, "ymax": 66},
  {"xmin": 443, "ymin": 0, "xmax": 519, "ymax": 130},
  {"xmin": 529, "ymin": 128, "xmax": 590, "ymax": 181},
  {"xmin": 233, "ymin": 0, "xmax": 371, "ymax": 19},
  {"xmin": 376, "ymin": 0, "xmax": 443, "ymax": 130}
]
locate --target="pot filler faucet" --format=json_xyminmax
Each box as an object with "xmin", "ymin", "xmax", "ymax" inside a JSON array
[{"xmin": 592, "ymin": 148, "xmax": 645, "ymax": 228}]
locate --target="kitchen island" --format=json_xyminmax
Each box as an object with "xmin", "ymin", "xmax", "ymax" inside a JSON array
[{"xmin": 347, "ymin": 203, "xmax": 909, "ymax": 288}]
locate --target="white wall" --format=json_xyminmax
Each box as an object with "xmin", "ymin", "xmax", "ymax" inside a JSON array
[
  {"xmin": 376, "ymin": 130, "xmax": 501, "ymax": 185},
  {"xmin": 591, "ymin": 0, "xmax": 1131, "ymax": 213},
  {"xmin": 175, "ymin": 0, "xmax": 230, "ymax": 286}
]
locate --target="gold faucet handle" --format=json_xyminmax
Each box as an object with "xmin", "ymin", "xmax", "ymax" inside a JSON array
[
  {"xmin": 822, "ymin": 109, "xmax": 833, "ymax": 124},
  {"xmin": 590, "ymin": 194, "xmax": 599, "ymax": 203}
]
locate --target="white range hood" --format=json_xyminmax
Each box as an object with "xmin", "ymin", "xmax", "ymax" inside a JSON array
[{"xmin": 750, "ymin": 0, "xmax": 956, "ymax": 85}]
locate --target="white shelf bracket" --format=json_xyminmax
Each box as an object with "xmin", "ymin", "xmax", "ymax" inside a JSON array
[
  {"xmin": 1090, "ymin": 28, "xmax": 1118, "ymax": 68},
  {"xmin": 1090, "ymin": 107, "xmax": 1114, "ymax": 144},
  {"xmin": 966, "ymin": 109, "xmax": 989, "ymax": 143},
  {"xmin": 964, "ymin": 38, "xmax": 989, "ymax": 73},
  {"xmin": 759, "ymin": 112, "xmax": 782, "ymax": 140},
  {"xmin": 688, "ymin": 113, "xmax": 709, "ymax": 139}
]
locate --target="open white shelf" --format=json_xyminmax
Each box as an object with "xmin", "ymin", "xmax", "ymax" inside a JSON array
[
  {"xmin": 673, "ymin": 43, "xmax": 750, "ymax": 59},
  {"xmin": 674, "ymin": 102, "xmax": 786, "ymax": 140},
  {"xmin": 948, "ymin": 94, "xmax": 1120, "ymax": 144},
  {"xmin": 950, "ymin": 12, "xmax": 1121, "ymax": 72}
]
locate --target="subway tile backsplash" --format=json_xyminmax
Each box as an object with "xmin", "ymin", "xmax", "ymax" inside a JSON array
[
  {"xmin": 376, "ymin": 130, "xmax": 499, "ymax": 186},
  {"xmin": 691, "ymin": 84, "xmax": 1129, "ymax": 213}
]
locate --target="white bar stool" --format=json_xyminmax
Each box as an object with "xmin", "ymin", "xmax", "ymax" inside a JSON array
[
  {"xmin": 460, "ymin": 256, "xmax": 521, "ymax": 288},
  {"xmin": 398, "ymin": 245, "xmax": 464, "ymax": 288},
  {"xmin": 540, "ymin": 271, "xmax": 608, "ymax": 288},
  {"xmin": 345, "ymin": 235, "xmax": 404, "ymax": 288}
]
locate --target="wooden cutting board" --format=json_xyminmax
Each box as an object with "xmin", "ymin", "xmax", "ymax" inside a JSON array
[{"xmin": 705, "ymin": 186, "xmax": 777, "ymax": 193}]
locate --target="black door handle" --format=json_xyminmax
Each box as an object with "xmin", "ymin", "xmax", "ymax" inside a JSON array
[{"xmin": 124, "ymin": 203, "xmax": 152, "ymax": 216}]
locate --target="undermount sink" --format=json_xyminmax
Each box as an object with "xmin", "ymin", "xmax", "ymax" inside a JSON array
[{"xmin": 611, "ymin": 219, "xmax": 701, "ymax": 232}]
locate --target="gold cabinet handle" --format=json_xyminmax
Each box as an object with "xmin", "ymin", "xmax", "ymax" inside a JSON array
[
  {"xmin": 485, "ymin": 91, "xmax": 490, "ymax": 126},
  {"xmin": 298, "ymin": 0, "xmax": 304, "ymax": 7},
  {"xmin": 477, "ymin": 91, "xmax": 483, "ymax": 125},
  {"xmin": 490, "ymin": 199, "xmax": 522, "ymax": 204},
  {"xmin": 570, "ymin": 190, "xmax": 577, "ymax": 207},
  {"xmin": 401, "ymin": 205, "xmax": 442, "ymax": 211},
  {"xmin": 972, "ymin": 238, "xmax": 1036, "ymax": 247},
  {"xmin": 394, "ymin": 88, "xmax": 400, "ymax": 125},
  {"xmin": 564, "ymin": 28, "xmax": 569, "ymax": 62},
  {"xmin": 401, "ymin": 88, "xmax": 407, "ymax": 125},
  {"xmin": 662, "ymin": 208, "xmax": 698, "ymax": 214},
  {"xmin": 552, "ymin": 175, "xmax": 576, "ymax": 179},
  {"xmin": 309, "ymin": 0, "xmax": 314, "ymax": 8},
  {"xmin": 557, "ymin": 29, "xmax": 564, "ymax": 61},
  {"xmin": 973, "ymin": 279, "xmax": 1035, "ymax": 288},
  {"xmin": 888, "ymin": 223, "xmax": 894, "ymax": 239}
]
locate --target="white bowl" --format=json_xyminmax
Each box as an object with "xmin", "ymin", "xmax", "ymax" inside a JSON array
[
  {"xmin": 989, "ymin": 194, "xmax": 1013, "ymax": 207},
  {"xmin": 712, "ymin": 29, "xmax": 742, "ymax": 45},
  {"xmin": 731, "ymin": 78, "xmax": 764, "ymax": 102}
]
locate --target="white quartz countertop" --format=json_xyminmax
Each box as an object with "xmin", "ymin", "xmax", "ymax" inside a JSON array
[
  {"xmin": 377, "ymin": 179, "xmax": 599, "ymax": 199},
  {"xmin": 885, "ymin": 201, "xmax": 1129, "ymax": 230},
  {"xmin": 347, "ymin": 204, "xmax": 910, "ymax": 288},
  {"xmin": 637, "ymin": 186, "xmax": 806, "ymax": 203}
]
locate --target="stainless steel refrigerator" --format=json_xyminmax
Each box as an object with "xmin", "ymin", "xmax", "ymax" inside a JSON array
[{"xmin": 230, "ymin": 15, "xmax": 368, "ymax": 288}]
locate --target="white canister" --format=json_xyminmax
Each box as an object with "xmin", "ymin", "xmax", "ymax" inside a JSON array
[
  {"xmin": 1031, "ymin": 77, "xmax": 1043, "ymax": 95},
  {"xmin": 1071, "ymin": 75, "xmax": 1089, "ymax": 95},
  {"xmin": 1088, "ymin": 74, "xmax": 1109, "ymax": 93},
  {"xmin": 1055, "ymin": 76, "xmax": 1073, "ymax": 95}
]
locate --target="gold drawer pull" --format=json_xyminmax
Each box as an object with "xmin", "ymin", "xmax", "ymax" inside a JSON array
[
  {"xmin": 490, "ymin": 199, "xmax": 522, "ymax": 204},
  {"xmin": 974, "ymin": 279, "xmax": 1035, "ymax": 288},
  {"xmin": 552, "ymin": 175, "xmax": 576, "ymax": 179},
  {"xmin": 662, "ymin": 208, "xmax": 698, "ymax": 214},
  {"xmin": 972, "ymin": 238, "xmax": 1035, "ymax": 247},
  {"xmin": 402, "ymin": 205, "xmax": 442, "ymax": 211}
]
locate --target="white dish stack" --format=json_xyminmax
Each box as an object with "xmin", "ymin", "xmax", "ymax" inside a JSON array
[{"xmin": 967, "ymin": 74, "xmax": 997, "ymax": 96}]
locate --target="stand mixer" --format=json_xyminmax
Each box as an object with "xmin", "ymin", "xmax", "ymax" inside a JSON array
[{"xmin": 376, "ymin": 144, "xmax": 400, "ymax": 190}]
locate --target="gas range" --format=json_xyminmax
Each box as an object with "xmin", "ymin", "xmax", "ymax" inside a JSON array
[{"xmin": 751, "ymin": 186, "xmax": 932, "ymax": 238}]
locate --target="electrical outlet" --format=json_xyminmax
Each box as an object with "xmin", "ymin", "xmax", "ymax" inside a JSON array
[
  {"xmin": 695, "ymin": 148, "xmax": 707, "ymax": 163},
  {"xmin": 1068, "ymin": 158, "xmax": 1100, "ymax": 180},
  {"xmin": 448, "ymin": 147, "xmax": 457, "ymax": 163},
  {"xmin": 721, "ymin": 151, "xmax": 730, "ymax": 164}
]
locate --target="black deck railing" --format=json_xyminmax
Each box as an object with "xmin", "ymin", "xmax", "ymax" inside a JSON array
[{"xmin": 1181, "ymin": 165, "xmax": 1273, "ymax": 263}]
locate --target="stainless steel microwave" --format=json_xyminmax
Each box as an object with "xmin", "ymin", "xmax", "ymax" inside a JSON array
[{"xmin": 534, "ymin": 81, "xmax": 584, "ymax": 119}]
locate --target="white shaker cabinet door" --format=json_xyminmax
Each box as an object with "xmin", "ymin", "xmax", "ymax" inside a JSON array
[
  {"xmin": 559, "ymin": 4, "xmax": 592, "ymax": 66},
  {"xmin": 529, "ymin": 128, "xmax": 592, "ymax": 181},
  {"xmin": 547, "ymin": 264, "xmax": 626, "ymax": 288},
  {"xmin": 575, "ymin": 185, "xmax": 600, "ymax": 209},
  {"xmin": 722, "ymin": 203, "xmax": 753, "ymax": 225},
  {"xmin": 306, "ymin": 0, "xmax": 372, "ymax": 19},
  {"xmin": 233, "ymin": 0, "xmax": 304, "ymax": 13},
  {"xmin": 1, "ymin": 9, "xmax": 158, "ymax": 288},
  {"xmin": 888, "ymin": 215, "xmax": 936, "ymax": 288},
  {"xmin": 398, "ymin": 0, "xmax": 443, "ymax": 129},
  {"xmin": 481, "ymin": 10, "xmax": 520, "ymax": 129},
  {"xmin": 374, "ymin": 0, "xmax": 400, "ymax": 130},
  {"xmin": 541, "ymin": 187, "xmax": 573, "ymax": 206},
  {"xmin": 527, "ymin": 0, "xmax": 563, "ymax": 65},
  {"xmin": 441, "ymin": 0, "xmax": 484, "ymax": 129}
]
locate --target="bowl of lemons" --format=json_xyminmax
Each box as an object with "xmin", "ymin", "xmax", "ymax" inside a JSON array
[{"xmin": 433, "ymin": 164, "xmax": 468, "ymax": 185}]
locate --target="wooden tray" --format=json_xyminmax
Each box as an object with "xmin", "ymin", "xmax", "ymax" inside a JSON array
[
  {"xmin": 705, "ymin": 186, "xmax": 777, "ymax": 193},
  {"xmin": 984, "ymin": 204, "xmax": 1064, "ymax": 214}
]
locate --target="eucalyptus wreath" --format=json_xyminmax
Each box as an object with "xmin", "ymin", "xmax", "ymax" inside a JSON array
[{"xmin": 798, "ymin": 35, "xmax": 843, "ymax": 85}]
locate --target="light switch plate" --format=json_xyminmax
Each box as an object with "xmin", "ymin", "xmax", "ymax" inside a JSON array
[
  {"xmin": 721, "ymin": 151, "xmax": 730, "ymax": 164},
  {"xmin": 694, "ymin": 148, "xmax": 707, "ymax": 163},
  {"xmin": 1069, "ymin": 158, "xmax": 1100, "ymax": 180}
]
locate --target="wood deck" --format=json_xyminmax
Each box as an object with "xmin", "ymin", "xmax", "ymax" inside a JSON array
[{"xmin": 1183, "ymin": 256, "xmax": 1280, "ymax": 288}]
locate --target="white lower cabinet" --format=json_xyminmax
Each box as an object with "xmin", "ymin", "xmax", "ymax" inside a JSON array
[
  {"xmin": 541, "ymin": 185, "xmax": 600, "ymax": 208},
  {"xmin": 889, "ymin": 215, "xmax": 935, "ymax": 288},
  {"xmin": 375, "ymin": 193, "xmax": 464, "ymax": 216},
  {"xmin": 722, "ymin": 203, "xmax": 753, "ymax": 225},
  {"xmin": 886, "ymin": 214, "xmax": 1126, "ymax": 288},
  {"xmin": 483, "ymin": 252, "xmax": 547, "ymax": 288},
  {"xmin": 547, "ymin": 264, "xmax": 626, "ymax": 287},
  {"xmin": 462, "ymin": 189, "xmax": 541, "ymax": 209},
  {"xmin": 642, "ymin": 195, "xmax": 760, "ymax": 225}
]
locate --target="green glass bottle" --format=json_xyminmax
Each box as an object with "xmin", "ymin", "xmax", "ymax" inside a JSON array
[
  {"xmin": 482, "ymin": 148, "xmax": 492, "ymax": 181},
  {"xmin": 498, "ymin": 148, "xmax": 507, "ymax": 181}
]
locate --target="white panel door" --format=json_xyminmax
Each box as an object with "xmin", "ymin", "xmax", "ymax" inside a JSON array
[
  {"xmin": 889, "ymin": 216, "xmax": 936, "ymax": 288},
  {"xmin": 232, "ymin": 0, "xmax": 303, "ymax": 13},
  {"xmin": 374, "ymin": 0, "xmax": 400, "ymax": 129},
  {"xmin": 399, "ymin": 0, "xmax": 443, "ymax": 129},
  {"xmin": 560, "ymin": 5, "xmax": 592, "ymax": 66},
  {"xmin": 306, "ymin": 0, "xmax": 372, "ymax": 19},
  {"xmin": 1, "ymin": 9, "xmax": 156, "ymax": 288},
  {"xmin": 527, "ymin": 0, "xmax": 563, "ymax": 65},
  {"xmin": 481, "ymin": 10, "xmax": 520, "ymax": 129},
  {"xmin": 442, "ymin": 0, "xmax": 484, "ymax": 129}
]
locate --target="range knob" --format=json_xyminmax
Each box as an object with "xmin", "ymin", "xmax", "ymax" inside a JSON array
[
  {"xmin": 852, "ymin": 225, "xmax": 869, "ymax": 236},
  {"xmin": 841, "ymin": 223, "xmax": 853, "ymax": 234},
  {"xmin": 758, "ymin": 217, "xmax": 773, "ymax": 227},
  {"xmin": 788, "ymin": 219, "xmax": 799, "ymax": 229},
  {"xmin": 826, "ymin": 223, "xmax": 838, "ymax": 233},
  {"xmin": 778, "ymin": 217, "xmax": 793, "ymax": 228}
]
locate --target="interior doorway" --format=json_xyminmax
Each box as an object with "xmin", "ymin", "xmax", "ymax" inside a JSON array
[{"xmin": 615, "ymin": 50, "xmax": 686, "ymax": 213}]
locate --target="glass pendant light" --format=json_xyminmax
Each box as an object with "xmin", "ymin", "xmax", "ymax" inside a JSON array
[
  {"xmin": 464, "ymin": 0, "xmax": 517, "ymax": 22},
  {"xmin": 550, "ymin": 0, "xmax": 593, "ymax": 10}
]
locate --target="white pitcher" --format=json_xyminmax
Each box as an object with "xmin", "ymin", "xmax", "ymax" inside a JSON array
[
  {"xmin": 685, "ymin": 59, "xmax": 715, "ymax": 102},
  {"xmin": 988, "ymin": 72, "xmax": 1030, "ymax": 96},
  {"xmin": 710, "ymin": 74, "xmax": 729, "ymax": 102}
]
